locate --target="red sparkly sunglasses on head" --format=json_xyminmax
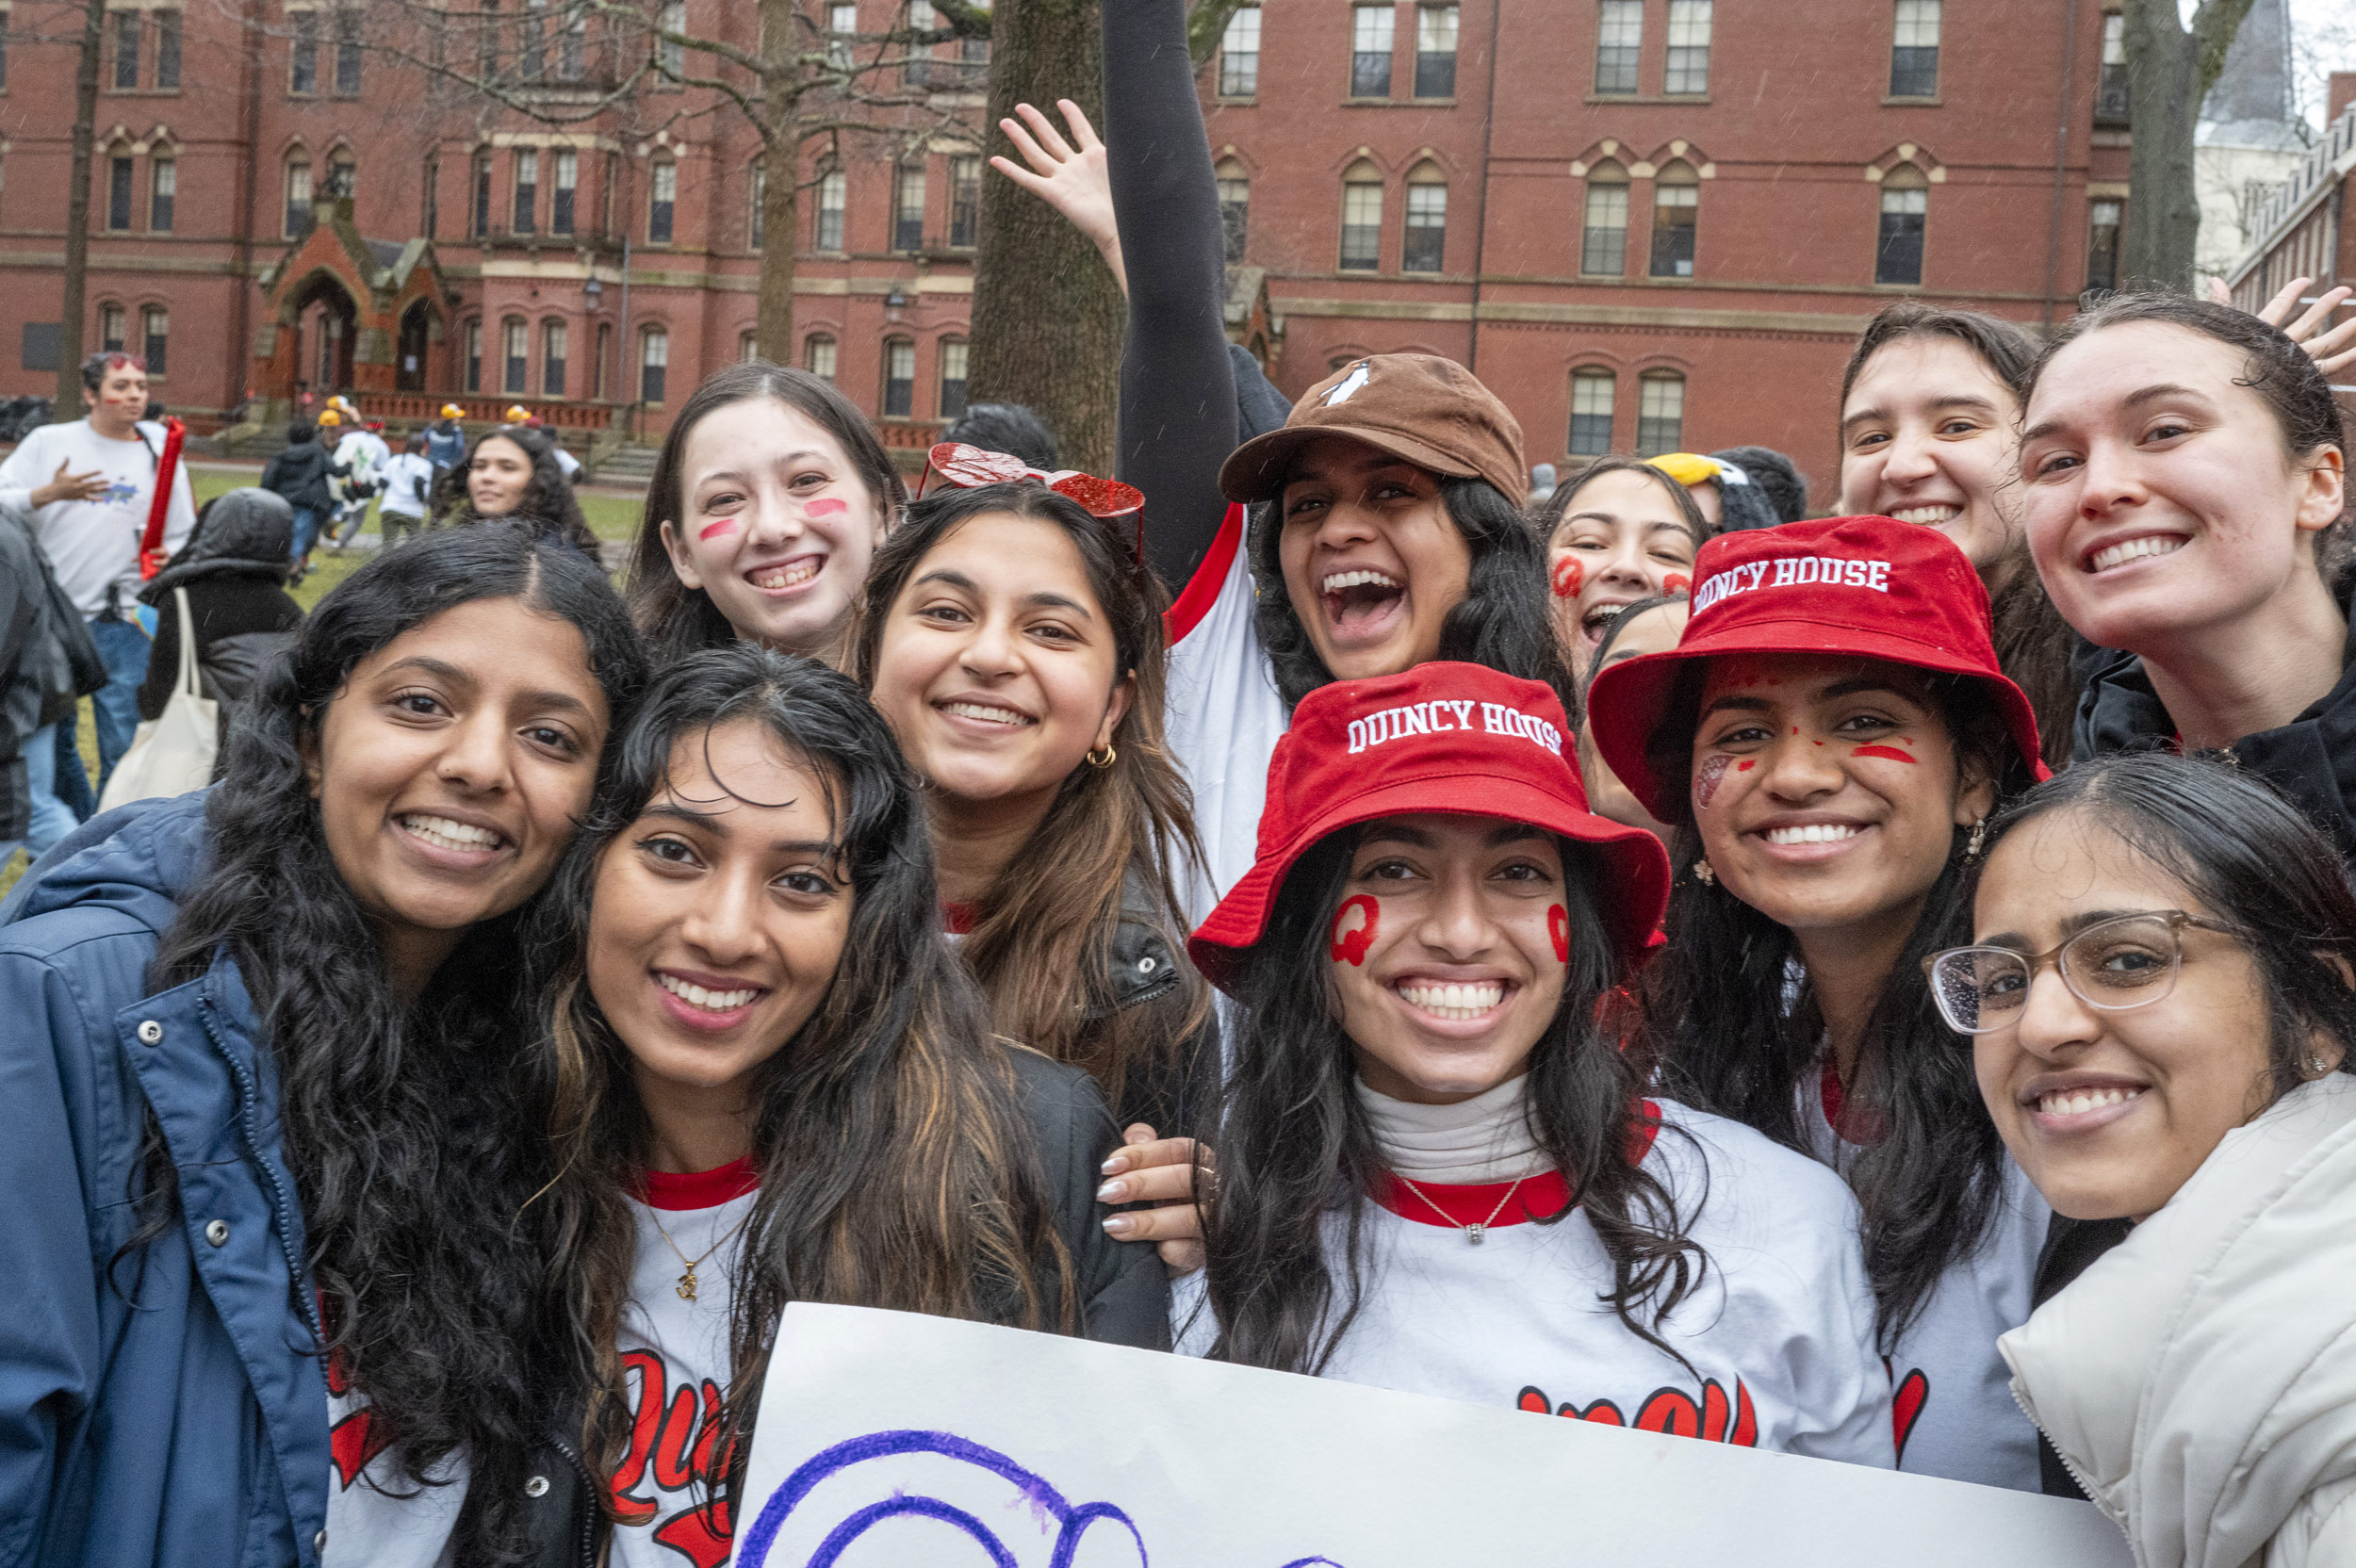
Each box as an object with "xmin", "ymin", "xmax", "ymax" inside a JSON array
[{"xmin": 918, "ymin": 442, "xmax": 1147, "ymax": 561}]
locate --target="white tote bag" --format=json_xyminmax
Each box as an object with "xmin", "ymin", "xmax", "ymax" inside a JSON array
[{"xmin": 98, "ymin": 587, "xmax": 220, "ymax": 812}]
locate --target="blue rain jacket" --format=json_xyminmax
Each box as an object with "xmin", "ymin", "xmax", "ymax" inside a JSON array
[{"xmin": 0, "ymin": 791, "xmax": 328, "ymax": 1568}]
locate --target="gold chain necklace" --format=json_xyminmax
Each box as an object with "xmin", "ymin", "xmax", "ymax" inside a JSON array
[
  {"xmin": 646, "ymin": 1205, "xmax": 751, "ymax": 1302},
  {"xmin": 1391, "ymin": 1172, "xmax": 1531, "ymax": 1246}
]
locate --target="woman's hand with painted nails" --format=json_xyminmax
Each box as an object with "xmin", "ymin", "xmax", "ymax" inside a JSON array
[
  {"xmin": 1095, "ymin": 1122, "xmax": 1206, "ymax": 1274},
  {"xmin": 2217, "ymin": 274, "xmax": 2356, "ymax": 377},
  {"xmin": 988, "ymin": 98, "xmax": 1129, "ymax": 295}
]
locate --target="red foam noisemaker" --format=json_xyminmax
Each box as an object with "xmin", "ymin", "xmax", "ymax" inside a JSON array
[{"xmin": 139, "ymin": 416, "xmax": 187, "ymax": 580}]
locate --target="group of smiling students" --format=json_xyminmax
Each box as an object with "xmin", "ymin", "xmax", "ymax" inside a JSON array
[{"xmin": 10, "ymin": 34, "xmax": 2356, "ymax": 1568}]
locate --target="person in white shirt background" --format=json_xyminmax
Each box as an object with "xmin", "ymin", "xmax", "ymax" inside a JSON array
[
  {"xmin": 372, "ymin": 432, "xmax": 436, "ymax": 547},
  {"xmin": 327, "ymin": 414, "xmax": 393, "ymax": 551},
  {"xmin": 0, "ymin": 351, "xmax": 194, "ymax": 829}
]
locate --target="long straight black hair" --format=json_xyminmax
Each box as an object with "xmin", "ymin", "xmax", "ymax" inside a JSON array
[
  {"xmin": 1247, "ymin": 474, "xmax": 1579, "ymax": 723},
  {"xmin": 149, "ymin": 523, "xmax": 649, "ymax": 1565},
  {"xmin": 525, "ymin": 645, "xmax": 1074, "ymax": 1517},
  {"xmin": 1971, "ymin": 752, "xmax": 2356, "ymax": 1097},
  {"xmin": 1202, "ymin": 828, "xmax": 1703, "ymax": 1375},
  {"xmin": 1634, "ymin": 662, "xmax": 2038, "ymax": 1348}
]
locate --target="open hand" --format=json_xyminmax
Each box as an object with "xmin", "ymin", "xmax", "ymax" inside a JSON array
[
  {"xmin": 33, "ymin": 459, "xmax": 110, "ymax": 509},
  {"xmin": 2216, "ymin": 274, "xmax": 2356, "ymax": 378},
  {"xmin": 990, "ymin": 98, "xmax": 1129, "ymax": 294},
  {"xmin": 1096, "ymin": 1122, "xmax": 1206, "ymax": 1274}
]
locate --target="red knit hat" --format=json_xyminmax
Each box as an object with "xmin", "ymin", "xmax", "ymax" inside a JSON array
[
  {"xmin": 1587, "ymin": 515, "xmax": 2045, "ymax": 824},
  {"xmin": 1188, "ymin": 662, "xmax": 1670, "ymax": 989}
]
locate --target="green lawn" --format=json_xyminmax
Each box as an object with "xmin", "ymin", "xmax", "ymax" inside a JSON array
[{"xmin": 1, "ymin": 468, "xmax": 647, "ymax": 893}]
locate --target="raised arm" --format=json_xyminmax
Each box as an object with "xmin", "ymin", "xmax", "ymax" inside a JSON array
[{"xmin": 1102, "ymin": 0, "xmax": 1238, "ymax": 593}]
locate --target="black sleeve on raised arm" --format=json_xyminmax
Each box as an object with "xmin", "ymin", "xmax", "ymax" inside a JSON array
[{"xmin": 1103, "ymin": 0, "xmax": 1240, "ymax": 595}]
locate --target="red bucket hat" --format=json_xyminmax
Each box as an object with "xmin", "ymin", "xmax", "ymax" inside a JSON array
[
  {"xmin": 1586, "ymin": 515, "xmax": 2045, "ymax": 824},
  {"xmin": 1188, "ymin": 662, "xmax": 1670, "ymax": 990}
]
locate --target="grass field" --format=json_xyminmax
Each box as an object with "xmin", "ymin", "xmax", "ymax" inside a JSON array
[{"xmin": 0, "ymin": 467, "xmax": 648, "ymax": 893}]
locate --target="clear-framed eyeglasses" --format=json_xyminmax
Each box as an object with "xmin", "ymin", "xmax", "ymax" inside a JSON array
[{"xmin": 1922, "ymin": 910, "xmax": 2242, "ymax": 1036}]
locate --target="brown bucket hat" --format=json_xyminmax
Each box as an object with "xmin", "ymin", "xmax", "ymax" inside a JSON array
[{"xmin": 1217, "ymin": 353, "xmax": 1527, "ymax": 507}]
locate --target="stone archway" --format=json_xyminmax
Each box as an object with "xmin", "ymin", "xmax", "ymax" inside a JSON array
[
  {"xmin": 396, "ymin": 298, "xmax": 437, "ymax": 391},
  {"xmin": 252, "ymin": 195, "xmax": 450, "ymax": 421},
  {"xmin": 287, "ymin": 269, "xmax": 360, "ymax": 407}
]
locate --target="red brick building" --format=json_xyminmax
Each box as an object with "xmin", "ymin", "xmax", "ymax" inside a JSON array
[
  {"xmin": 0, "ymin": 0, "xmax": 2132, "ymax": 494},
  {"xmin": 2225, "ymin": 74, "xmax": 2354, "ymax": 383}
]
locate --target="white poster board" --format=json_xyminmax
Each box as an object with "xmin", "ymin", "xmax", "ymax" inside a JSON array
[{"xmin": 737, "ymin": 1303, "xmax": 2132, "ymax": 1568}]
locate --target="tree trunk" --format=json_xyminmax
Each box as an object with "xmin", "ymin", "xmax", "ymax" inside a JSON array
[
  {"xmin": 57, "ymin": 0, "xmax": 106, "ymax": 409},
  {"xmin": 754, "ymin": 0, "xmax": 798, "ymax": 364},
  {"xmin": 968, "ymin": 0, "xmax": 1121, "ymax": 473},
  {"xmin": 2121, "ymin": 0, "xmax": 2256, "ymax": 293}
]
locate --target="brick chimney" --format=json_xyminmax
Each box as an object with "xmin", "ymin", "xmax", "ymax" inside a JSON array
[{"xmin": 2331, "ymin": 71, "xmax": 2356, "ymax": 127}]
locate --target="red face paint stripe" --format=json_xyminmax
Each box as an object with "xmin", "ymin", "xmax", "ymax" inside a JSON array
[
  {"xmin": 1662, "ymin": 572, "xmax": 1691, "ymax": 596},
  {"xmin": 1736, "ymin": 760, "xmax": 1754, "ymax": 772},
  {"xmin": 1547, "ymin": 904, "xmax": 1570, "ymax": 963},
  {"xmin": 804, "ymin": 497, "xmax": 848, "ymax": 517},
  {"xmin": 697, "ymin": 518, "xmax": 739, "ymax": 542},
  {"xmin": 1853, "ymin": 743, "xmax": 1919, "ymax": 764},
  {"xmin": 1330, "ymin": 895, "xmax": 1379, "ymax": 965}
]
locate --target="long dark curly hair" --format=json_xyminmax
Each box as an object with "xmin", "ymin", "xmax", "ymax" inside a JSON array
[
  {"xmin": 523, "ymin": 645, "xmax": 1074, "ymax": 1521},
  {"xmin": 432, "ymin": 425, "xmax": 601, "ymax": 558},
  {"xmin": 1202, "ymin": 829, "xmax": 1704, "ymax": 1375},
  {"xmin": 1632, "ymin": 662, "xmax": 2037, "ymax": 1348},
  {"xmin": 147, "ymin": 523, "xmax": 649, "ymax": 1564},
  {"xmin": 1247, "ymin": 475, "xmax": 1579, "ymax": 724}
]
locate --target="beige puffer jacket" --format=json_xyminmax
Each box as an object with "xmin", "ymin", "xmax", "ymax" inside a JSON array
[{"xmin": 2001, "ymin": 1073, "xmax": 2356, "ymax": 1568}]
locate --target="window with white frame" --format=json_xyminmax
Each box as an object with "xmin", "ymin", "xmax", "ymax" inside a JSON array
[
  {"xmin": 543, "ymin": 319, "xmax": 567, "ymax": 396},
  {"xmin": 641, "ymin": 327, "xmax": 669, "ymax": 402},
  {"xmin": 150, "ymin": 158, "xmax": 175, "ymax": 231},
  {"xmin": 1649, "ymin": 162, "xmax": 1698, "ymax": 278},
  {"xmin": 100, "ymin": 303, "xmax": 127, "ymax": 354},
  {"xmin": 657, "ymin": 0, "xmax": 684, "ymax": 76},
  {"xmin": 1414, "ymin": 5, "xmax": 1457, "ymax": 96},
  {"xmin": 649, "ymin": 159, "xmax": 676, "ymax": 242},
  {"xmin": 514, "ymin": 148, "xmax": 538, "ymax": 233},
  {"xmin": 1890, "ymin": 0, "xmax": 1939, "ymax": 96},
  {"xmin": 1875, "ymin": 168, "xmax": 1927, "ymax": 285},
  {"xmin": 806, "ymin": 334, "xmax": 838, "ymax": 382},
  {"xmin": 939, "ymin": 337, "xmax": 968, "ymax": 418},
  {"xmin": 1664, "ymin": 0, "xmax": 1710, "ymax": 94},
  {"xmin": 465, "ymin": 318, "xmax": 483, "ymax": 391},
  {"xmin": 893, "ymin": 162, "xmax": 925, "ymax": 251},
  {"xmin": 1219, "ymin": 5, "xmax": 1260, "ymax": 97},
  {"xmin": 1569, "ymin": 368, "xmax": 1615, "ymax": 456},
  {"xmin": 1350, "ymin": 5, "xmax": 1394, "ymax": 96},
  {"xmin": 1339, "ymin": 165, "xmax": 1383, "ymax": 270},
  {"xmin": 1402, "ymin": 171, "xmax": 1446, "ymax": 271},
  {"xmin": 1218, "ymin": 162, "xmax": 1251, "ymax": 265},
  {"xmin": 503, "ymin": 318, "xmax": 529, "ymax": 394},
  {"xmin": 749, "ymin": 162, "xmax": 765, "ymax": 249},
  {"xmin": 1637, "ymin": 372, "xmax": 1684, "ymax": 453},
  {"xmin": 882, "ymin": 337, "xmax": 915, "ymax": 416},
  {"xmin": 286, "ymin": 156, "xmax": 314, "ymax": 237},
  {"xmin": 142, "ymin": 305, "xmax": 168, "ymax": 376},
  {"xmin": 1581, "ymin": 164, "xmax": 1628, "ymax": 275},
  {"xmin": 828, "ymin": 2, "xmax": 858, "ymax": 69},
  {"xmin": 552, "ymin": 148, "xmax": 577, "ymax": 234},
  {"xmin": 816, "ymin": 168, "xmax": 846, "ymax": 249},
  {"xmin": 1595, "ymin": 0, "xmax": 1640, "ymax": 92}
]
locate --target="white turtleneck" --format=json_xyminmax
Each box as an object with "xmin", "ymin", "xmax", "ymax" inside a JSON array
[{"xmin": 1355, "ymin": 1072, "xmax": 1550, "ymax": 1184}]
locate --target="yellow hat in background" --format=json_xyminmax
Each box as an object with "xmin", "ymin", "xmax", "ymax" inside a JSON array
[
  {"xmin": 317, "ymin": 409, "xmax": 342, "ymax": 426},
  {"xmin": 439, "ymin": 402, "xmax": 465, "ymax": 418},
  {"xmin": 503, "ymin": 404, "xmax": 532, "ymax": 423}
]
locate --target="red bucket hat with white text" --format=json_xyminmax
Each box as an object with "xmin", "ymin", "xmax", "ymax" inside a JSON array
[
  {"xmin": 1188, "ymin": 662, "xmax": 1670, "ymax": 990},
  {"xmin": 1586, "ymin": 514, "xmax": 2045, "ymax": 825}
]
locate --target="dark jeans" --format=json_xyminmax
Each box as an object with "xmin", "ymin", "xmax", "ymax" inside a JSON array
[
  {"xmin": 53, "ymin": 614, "xmax": 154, "ymax": 817},
  {"xmin": 290, "ymin": 506, "xmax": 321, "ymax": 562}
]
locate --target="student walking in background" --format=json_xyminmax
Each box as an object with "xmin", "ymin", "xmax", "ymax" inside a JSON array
[
  {"xmin": 374, "ymin": 432, "xmax": 436, "ymax": 547},
  {"xmin": 259, "ymin": 419, "xmax": 335, "ymax": 585},
  {"xmin": 0, "ymin": 351, "xmax": 194, "ymax": 817}
]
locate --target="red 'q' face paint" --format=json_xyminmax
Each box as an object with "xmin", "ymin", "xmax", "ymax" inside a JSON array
[
  {"xmin": 804, "ymin": 497, "xmax": 850, "ymax": 518},
  {"xmin": 698, "ymin": 517, "xmax": 740, "ymax": 543},
  {"xmin": 1330, "ymin": 894, "xmax": 1380, "ymax": 966},
  {"xmin": 1694, "ymin": 752, "xmax": 1733, "ymax": 810},
  {"xmin": 1662, "ymin": 572, "xmax": 1692, "ymax": 597},
  {"xmin": 1547, "ymin": 904, "xmax": 1570, "ymax": 964},
  {"xmin": 1550, "ymin": 555, "xmax": 1584, "ymax": 599}
]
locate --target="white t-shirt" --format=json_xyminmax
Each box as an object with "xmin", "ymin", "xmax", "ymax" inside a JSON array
[
  {"xmin": 1177, "ymin": 1100, "xmax": 1897, "ymax": 1469},
  {"xmin": 378, "ymin": 452, "xmax": 437, "ymax": 518},
  {"xmin": 323, "ymin": 1354, "xmax": 467, "ymax": 1568},
  {"xmin": 0, "ymin": 418, "xmax": 197, "ymax": 617},
  {"xmin": 1803, "ymin": 1064, "xmax": 2049, "ymax": 1491},
  {"xmin": 607, "ymin": 1158, "xmax": 759, "ymax": 1567},
  {"xmin": 1162, "ymin": 502, "xmax": 1289, "ymax": 928},
  {"xmin": 337, "ymin": 431, "xmax": 391, "ymax": 495},
  {"xmin": 553, "ymin": 444, "xmax": 581, "ymax": 481}
]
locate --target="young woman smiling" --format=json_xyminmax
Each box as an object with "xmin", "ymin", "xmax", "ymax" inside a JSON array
[
  {"xmin": 2019, "ymin": 295, "xmax": 2356, "ymax": 853},
  {"xmin": 1836, "ymin": 301, "xmax": 2079, "ymax": 773},
  {"xmin": 1590, "ymin": 515, "xmax": 2052, "ymax": 1490},
  {"xmin": 1576, "ymin": 594, "xmax": 1691, "ymax": 842},
  {"xmin": 625, "ymin": 361, "xmax": 907, "ymax": 668},
  {"xmin": 854, "ymin": 474, "xmax": 1213, "ymax": 1146},
  {"xmin": 1179, "ymin": 662, "xmax": 1892, "ymax": 1462},
  {"xmin": 431, "ymin": 423, "xmax": 600, "ymax": 557},
  {"xmin": 1934, "ymin": 752, "xmax": 2356, "ymax": 1564},
  {"xmin": 1533, "ymin": 456, "xmax": 1705, "ymax": 679},
  {"xmin": 0, "ymin": 524, "xmax": 647, "ymax": 1568},
  {"xmin": 526, "ymin": 645, "xmax": 1165, "ymax": 1561}
]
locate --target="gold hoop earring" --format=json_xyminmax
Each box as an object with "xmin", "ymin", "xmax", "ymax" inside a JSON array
[
  {"xmin": 1693, "ymin": 858, "xmax": 1714, "ymax": 887},
  {"xmin": 1087, "ymin": 743, "xmax": 1118, "ymax": 770},
  {"xmin": 1964, "ymin": 817, "xmax": 1988, "ymax": 862}
]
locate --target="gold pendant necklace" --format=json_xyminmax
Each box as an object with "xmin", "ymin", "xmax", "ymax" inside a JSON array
[
  {"xmin": 1391, "ymin": 1172, "xmax": 1530, "ymax": 1245},
  {"xmin": 648, "ymin": 1207, "xmax": 750, "ymax": 1302}
]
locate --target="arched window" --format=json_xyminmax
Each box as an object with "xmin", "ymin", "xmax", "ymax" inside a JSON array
[
  {"xmin": 881, "ymin": 337, "xmax": 915, "ymax": 417},
  {"xmin": 1581, "ymin": 161, "xmax": 1628, "ymax": 276},
  {"xmin": 814, "ymin": 168, "xmax": 846, "ymax": 250},
  {"xmin": 149, "ymin": 156, "xmax": 176, "ymax": 232},
  {"xmin": 1569, "ymin": 367, "xmax": 1615, "ymax": 456},
  {"xmin": 285, "ymin": 153, "xmax": 314, "ymax": 238},
  {"xmin": 106, "ymin": 145, "xmax": 135, "ymax": 231},
  {"xmin": 141, "ymin": 305, "xmax": 169, "ymax": 377},
  {"xmin": 1648, "ymin": 160, "xmax": 1698, "ymax": 279},
  {"xmin": 326, "ymin": 149, "xmax": 356, "ymax": 200},
  {"xmin": 1339, "ymin": 160, "xmax": 1383, "ymax": 272},
  {"xmin": 1876, "ymin": 165, "xmax": 1928, "ymax": 285},
  {"xmin": 1216, "ymin": 158, "xmax": 1250, "ymax": 266},
  {"xmin": 99, "ymin": 302, "xmax": 127, "ymax": 354},
  {"xmin": 502, "ymin": 318, "xmax": 529, "ymax": 395},
  {"xmin": 805, "ymin": 334, "xmax": 838, "ymax": 383},
  {"xmin": 748, "ymin": 162, "xmax": 765, "ymax": 251},
  {"xmin": 893, "ymin": 161, "xmax": 925, "ymax": 252},
  {"xmin": 514, "ymin": 147, "xmax": 539, "ymax": 234},
  {"xmin": 740, "ymin": 330, "xmax": 760, "ymax": 364},
  {"xmin": 1402, "ymin": 163, "xmax": 1447, "ymax": 273},
  {"xmin": 542, "ymin": 318, "xmax": 568, "ymax": 397},
  {"xmin": 938, "ymin": 337, "xmax": 969, "ymax": 419},
  {"xmin": 648, "ymin": 158, "xmax": 676, "ymax": 244},
  {"xmin": 640, "ymin": 326, "xmax": 669, "ymax": 403},
  {"xmin": 464, "ymin": 319, "xmax": 483, "ymax": 393},
  {"xmin": 1637, "ymin": 370, "xmax": 1685, "ymax": 455}
]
